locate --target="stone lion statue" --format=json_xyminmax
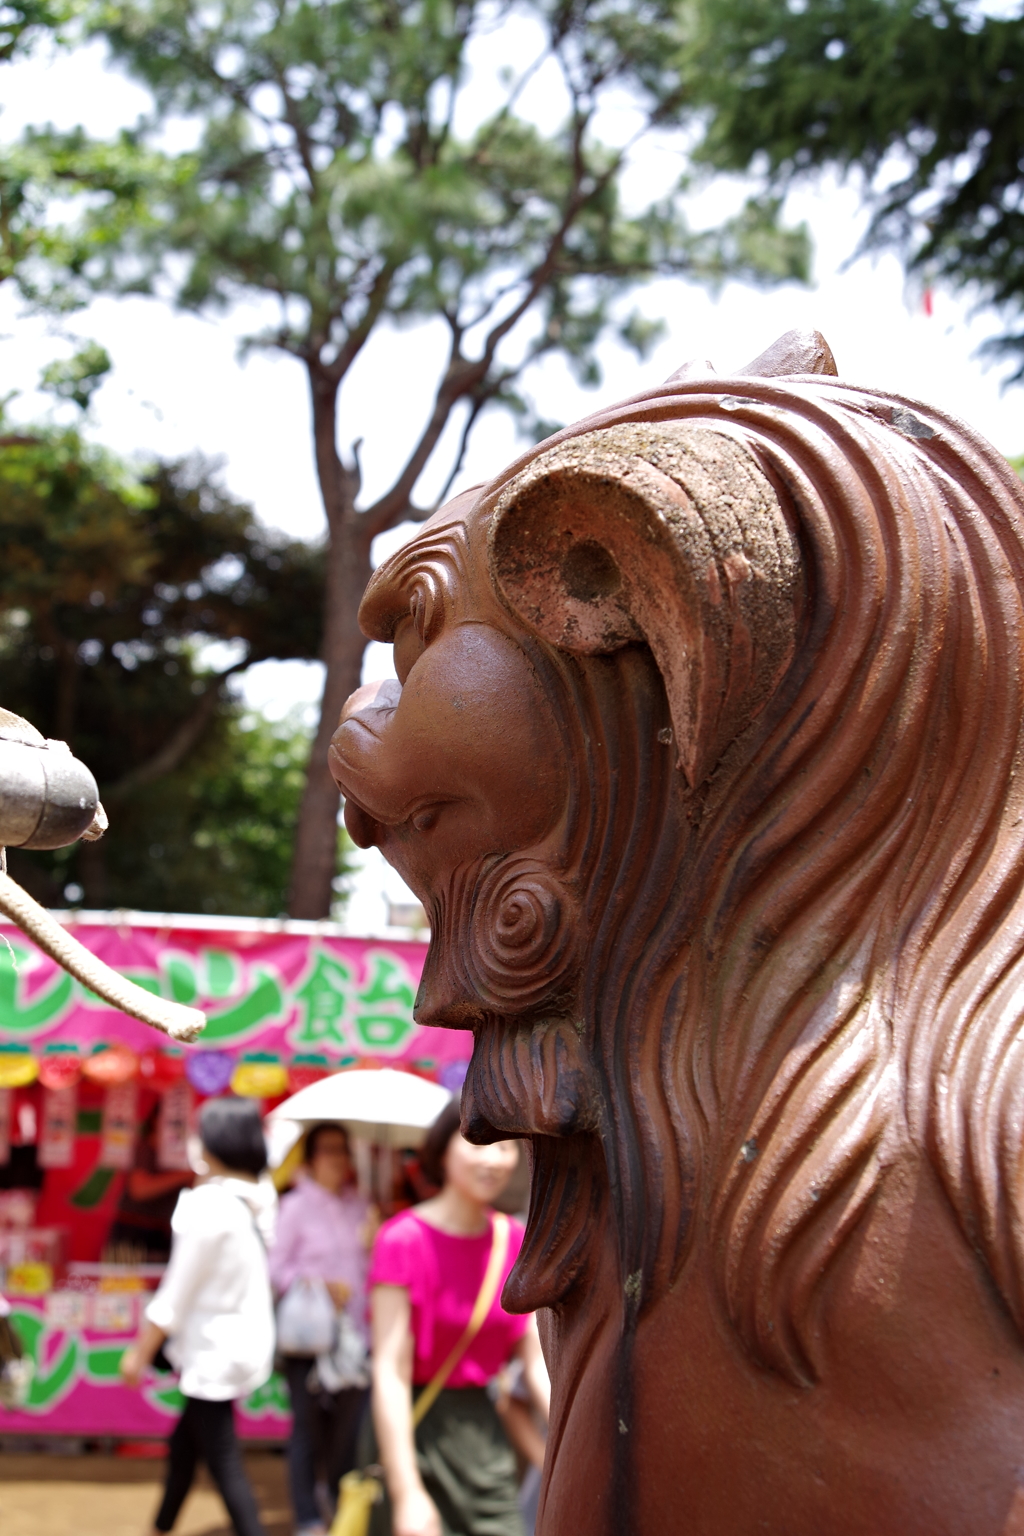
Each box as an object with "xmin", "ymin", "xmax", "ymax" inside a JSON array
[{"xmin": 330, "ymin": 330, "xmax": 1024, "ymax": 1535}]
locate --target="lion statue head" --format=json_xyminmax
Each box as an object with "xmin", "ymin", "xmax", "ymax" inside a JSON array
[{"xmin": 330, "ymin": 328, "xmax": 1024, "ymax": 1414}]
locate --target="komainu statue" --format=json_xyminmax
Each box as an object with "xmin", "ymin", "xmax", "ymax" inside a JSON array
[{"xmin": 330, "ymin": 330, "xmax": 1024, "ymax": 1534}]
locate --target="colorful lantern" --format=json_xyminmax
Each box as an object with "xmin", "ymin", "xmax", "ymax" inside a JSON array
[
  {"xmin": 138, "ymin": 1050, "xmax": 186, "ymax": 1091},
  {"xmin": 231, "ymin": 1057, "xmax": 288, "ymax": 1099},
  {"xmin": 438, "ymin": 1059, "xmax": 469, "ymax": 1093},
  {"xmin": 38, "ymin": 1048, "xmax": 82, "ymax": 1090},
  {"xmin": 0, "ymin": 1051, "xmax": 38, "ymax": 1089},
  {"xmin": 81, "ymin": 1044, "xmax": 138, "ymax": 1086},
  {"xmin": 287, "ymin": 1055, "xmax": 331, "ymax": 1093},
  {"xmin": 185, "ymin": 1050, "xmax": 234, "ymax": 1097}
]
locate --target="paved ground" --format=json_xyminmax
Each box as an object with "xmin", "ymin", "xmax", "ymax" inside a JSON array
[{"xmin": 0, "ymin": 1449, "xmax": 293, "ymax": 1536}]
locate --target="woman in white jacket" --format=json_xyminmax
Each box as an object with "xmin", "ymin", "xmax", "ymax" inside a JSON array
[{"xmin": 121, "ymin": 1096, "xmax": 277, "ymax": 1536}]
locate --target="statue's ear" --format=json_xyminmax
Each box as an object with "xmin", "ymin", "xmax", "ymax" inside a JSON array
[
  {"xmin": 488, "ymin": 422, "xmax": 804, "ymax": 788},
  {"xmin": 738, "ymin": 327, "xmax": 837, "ymax": 378}
]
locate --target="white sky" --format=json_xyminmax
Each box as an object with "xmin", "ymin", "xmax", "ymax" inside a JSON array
[{"xmin": 2, "ymin": 25, "xmax": 1022, "ymax": 923}]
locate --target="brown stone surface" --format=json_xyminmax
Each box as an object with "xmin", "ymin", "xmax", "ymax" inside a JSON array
[
  {"xmin": 0, "ymin": 1450, "xmax": 290, "ymax": 1536},
  {"xmin": 330, "ymin": 328, "xmax": 1024, "ymax": 1534}
]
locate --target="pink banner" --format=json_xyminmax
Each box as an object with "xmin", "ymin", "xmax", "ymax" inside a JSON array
[
  {"xmin": 0, "ymin": 1294, "xmax": 289, "ymax": 1439},
  {"xmin": 0, "ymin": 919, "xmax": 466, "ymax": 1088},
  {"xmin": 0, "ymin": 918, "xmax": 466, "ymax": 1439}
]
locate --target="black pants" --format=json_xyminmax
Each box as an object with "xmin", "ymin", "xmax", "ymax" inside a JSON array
[
  {"xmin": 154, "ymin": 1395, "xmax": 266, "ymax": 1536},
  {"xmin": 284, "ymin": 1355, "xmax": 368, "ymax": 1526}
]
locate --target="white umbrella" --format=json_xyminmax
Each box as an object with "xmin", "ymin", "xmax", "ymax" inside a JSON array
[
  {"xmin": 268, "ymin": 1067, "xmax": 453, "ymax": 1150},
  {"xmin": 263, "ymin": 1116, "xmax": 305, "ymax": 1171}
]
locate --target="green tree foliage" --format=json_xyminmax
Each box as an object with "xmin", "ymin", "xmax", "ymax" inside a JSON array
[
  {"xmin": 685, "ymin": 0, "xmax": 1024, "ymax": 376},
  {"xmin": 0, "ymin": 0, "xmax": 70, "ymax": 61},
  {"xmin": 0, "ymin": 129, "xmax": 174, "ymax": 296},
  {"xmin": 2, "ymin": 0, "xmax": 812, "ymax": 915},
  {"xmin": 41, "ymin": 707, "xmax": 346, "ymax": 917},
  {"xmin": 0, "ymin": 416, "xmax": 330, "ymax": 912},
  {"xmin": 39, "ymin": 339, "xmax": 112, "ymax": 409}
]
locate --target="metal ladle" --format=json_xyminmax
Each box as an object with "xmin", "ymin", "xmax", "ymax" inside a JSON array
[{"xmin": 0, "ymin": 708, "xmax": 204, "ymax": 1044}]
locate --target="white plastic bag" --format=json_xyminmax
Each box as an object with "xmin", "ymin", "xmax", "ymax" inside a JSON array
[
  {"xmin": 275, "ymin": 1277, "xmax": 338, "ymax": 1357},
  {"xmin": 0, "ymin": 1309, "xmax": 33, "ymax": 1409},
  {"xmin": 0, "ymin": 1355, "xmax": 33, "ymax": 1408},
  {"xmin": 315, "ymin": 1310, "xmax": 370, "ymax": 1392}
]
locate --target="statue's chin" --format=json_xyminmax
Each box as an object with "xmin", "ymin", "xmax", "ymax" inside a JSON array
[{"xmin": 460, "ymin": 1014, "xmax": 597, "ymax": 1143}]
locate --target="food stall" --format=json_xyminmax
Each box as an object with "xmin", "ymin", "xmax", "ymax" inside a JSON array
[{"xmin": 0, "ymin": 912, "xmax": 469, "ymax": 1441}]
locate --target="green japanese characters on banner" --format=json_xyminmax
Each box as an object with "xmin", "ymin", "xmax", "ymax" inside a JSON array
[{"xmin": 0, "ymin": 924, "xmax": 466, "ymax": 1083}]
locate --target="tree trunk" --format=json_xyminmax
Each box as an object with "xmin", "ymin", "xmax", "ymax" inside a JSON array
[{"xmin": 287, "ymin": 367, "xmax": 373, "ymax": 919}]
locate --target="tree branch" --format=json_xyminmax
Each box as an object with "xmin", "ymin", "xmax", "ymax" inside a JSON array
[
  {"xmin": 470, "ymin": 38, "xmax": 553, "ymax": 159},
  {"xmin": 103, "ymin": 660, "xmax": 247, "ymax": 803},
  {"xmin": 433, "ymin": 396, "xmax": 484, "ymax": 508},
  {"xmin": 273, "ymin": 65, "xmax": 319, "ymax": 191},
  {"xmin": 323, "ymin": 257, "xmax": 398, "ymax": 384},
  {"xmin": 360, "ymin": 120, "xmax": 625, "ymax": 539},
  {"xmin": 359, "ymin": 338, "xmax": 477, "ymax": 536}
]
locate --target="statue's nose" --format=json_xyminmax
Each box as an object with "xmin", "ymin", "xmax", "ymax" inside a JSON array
[
  {"xmin": 329, "ymin": 678, "xmax": 405, "ymax": 845},
  {"xmin": 330, "ymin": 679, "xmax": 401, "ymax": 779},
  {"xmin": 339, "ymin": 677, "xmax": 402, "ymax": 735}
]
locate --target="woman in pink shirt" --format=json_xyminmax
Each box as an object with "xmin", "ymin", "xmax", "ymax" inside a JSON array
[
  {"xmin": 270, "ymin": 1123, "xmax": 374, "ymax": 1536},
  {"xmin": 369, "ymin": 1101, "xmax": 549, "ymax": 1536}
]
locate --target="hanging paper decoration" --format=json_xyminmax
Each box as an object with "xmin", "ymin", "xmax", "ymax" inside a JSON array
[
  {"xmin": 45, "ymin": 1290, "xmax": 89, "ymax": 1331},
  {"xmin": 231, "ymin": 1056, "xmax": 288, "ymax": 1099},
  {"xmin": 38, "ymin": 1047, "xmax": 82, "ymax": 1090},
  {"xmin": 185, "ymin": 1050, "xmax": 234, "ymax": 1097},
  {"xmin": 0, "ymin": 1087, "xmax": 11, "ymax": 1167},
  {"xmin": 15, "ymin": 1098, "xmax": 37, "ymax": 1144},
  {"xmin": 38, "ymin": 1084, "xmax": 77, "ymax": 1169},
  {"xmin": 0, "ymin": 1051, "xmax": 38, "ymax": 1088},
  {"xmin": 99, "ymin": 1081, "xmax": 138, "ymax": 1169},
  {"xmin": 82, "ymin": 1044, "xmax": 139, "ymax": 1086},
  {"xmin": 288, "ymin": 1055, "xmax": 331, "ymax": 1093},
  {"xmin": 139, "ymin": 1050, "xmax": 186, "ymax": 1092},
  {"xmin": 93, "ymin": 1292, "xmax": 136, "ymax": 1333},
  {"xmin": 157, "ymin": 1079, "xmax": 192, "ymax": 1171}
]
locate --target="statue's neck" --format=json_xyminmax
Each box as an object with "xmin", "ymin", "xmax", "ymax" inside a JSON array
[
  {"xmin": 510, "ymin": 1134, "xmax": 631, "ymax": 1536},
  {"xmin": 536, "ymin": 1207, "xmax": 627, "ymax": 1536}
]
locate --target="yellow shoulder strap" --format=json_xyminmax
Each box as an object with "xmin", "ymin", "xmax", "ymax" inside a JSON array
[{"xmin": 411, "ymin": 1211, "xmax": 511, "ymax": 1428}]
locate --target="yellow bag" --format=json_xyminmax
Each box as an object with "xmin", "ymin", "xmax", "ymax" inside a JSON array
[
  {"xmin": 329, "ymin": 1213, "xmax": 511, "ymax": 1536},
  {"xmin": 331, "ymin": 1469, "xmax": 383, "ymax": 1536}
]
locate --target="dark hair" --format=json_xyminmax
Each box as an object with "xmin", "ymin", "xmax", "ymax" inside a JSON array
[
  {"xmin": 199, "ymin": 1096, "xmax": 267, "ymax": 1176},
  {"xmin": 419, "ymin": 1099, "xmax": 462, "ymax": 1187},
  {"xmin": 304, "ymin": 1122, "xmax": 351, "ymax": 1163}
]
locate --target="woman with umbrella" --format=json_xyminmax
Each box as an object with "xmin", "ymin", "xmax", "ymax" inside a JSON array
[{"xmin": 271, "ymin": 1122, "xmax": 376, "ymax": 1536}]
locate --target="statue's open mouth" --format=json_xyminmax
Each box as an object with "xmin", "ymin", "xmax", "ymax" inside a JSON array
[
  {"xmin": 460, "ymin": 1014, "xmax": 606, "ymax": 1313},
  {"xmin": 461, "ymin": 1014, "xmax": 597, "ymax": 1144}
]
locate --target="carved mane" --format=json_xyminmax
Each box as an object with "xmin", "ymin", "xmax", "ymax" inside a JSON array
[{"xmin": 475, "ymin": 366, "xmax": 1024, "ymax": 1387}]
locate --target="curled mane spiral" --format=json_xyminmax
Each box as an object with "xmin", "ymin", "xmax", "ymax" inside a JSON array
[{"xmin": 484, "ymin": 373, "xmax": 1024, "ymax": 1387}]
